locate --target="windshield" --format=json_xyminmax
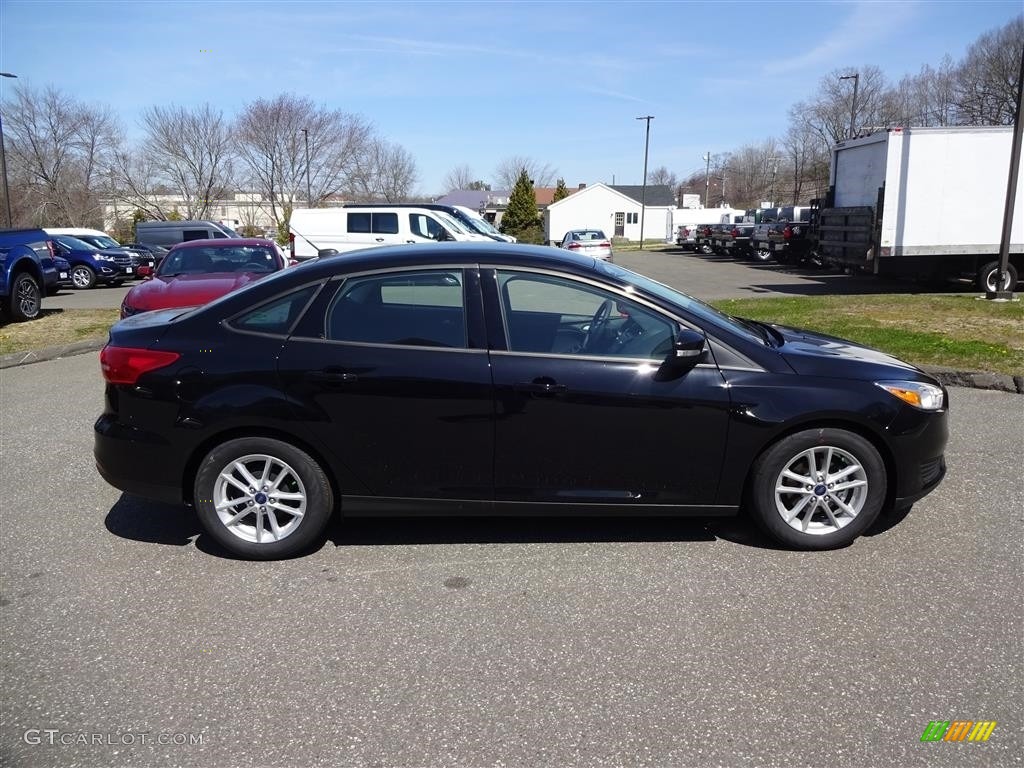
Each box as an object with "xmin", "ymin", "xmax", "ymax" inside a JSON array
[
  {"xmin": 596, "ymin": 261, "xmax": 766, "ymax": 344},
  {"xmin": 56, "ymin": 235, "xmax": 98, "ymax": 251},
  {"xmin": 158, "ymin": 245, "xmax": 283, "ymax": 276},
  {"xmin": 433, "ymin": 211, "xmax": 469, "ymax": 235},
  {"xmin": 455, "ymin": 207, "xmax": 502, "ymax": 235},
  {"xmin": 85, "ymin": 235, "xmax": 121, "ymax": 249}
]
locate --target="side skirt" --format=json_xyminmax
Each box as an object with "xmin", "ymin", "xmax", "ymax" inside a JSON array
[{"xmin": 341, "ymin": 496, "xmax": 738, "ymax": 518}]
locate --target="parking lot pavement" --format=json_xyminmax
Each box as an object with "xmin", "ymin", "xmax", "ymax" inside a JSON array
[
  {"xmin": 615, "ymin": 247, "xmax": 975, "ymax": 301},
  {"xmin": 1, "ymin": 352, "xmax": 1020, "ymax": 767},
  {"xmin": 46, "ymin": 282, "xmax": 132, "ymax": 310}
]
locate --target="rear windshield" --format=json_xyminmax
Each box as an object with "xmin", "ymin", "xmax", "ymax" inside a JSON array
[{"xmin": 569, "ymin": 230, "xmax": 606, "ymax": 241}]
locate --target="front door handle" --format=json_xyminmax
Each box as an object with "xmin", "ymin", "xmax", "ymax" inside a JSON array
[
  {"xmin": 514, "ymin": 378, "xmax": 567, "ymax": 396},
  {"xmin": 307, "ymin": 369, "xmax": 358, "ymax": 384},
  {"xmin": 375, "ymin": 237, "xmax": 385, "ymax": 242}
]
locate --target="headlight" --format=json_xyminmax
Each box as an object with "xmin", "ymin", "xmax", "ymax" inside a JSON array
[
  {"xmin": 120, "ymin": 299, "xmax": 139, "ymax": 317},
  {"xmin": 875, "ymin": 380, "xmax": 945, "ymax": 411},
  {"xmin": 96, "ymin": 253, "xmax": 115, "ymax": 261}
]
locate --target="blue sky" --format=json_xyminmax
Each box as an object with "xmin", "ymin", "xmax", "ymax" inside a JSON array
[{"xmin": 1, "ymin": 0, "xmax": 1021, "ymax": 194}]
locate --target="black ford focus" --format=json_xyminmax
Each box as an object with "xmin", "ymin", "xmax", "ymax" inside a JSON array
[{"xmin": 95, "ymin": 243, "xmax": 948, "ymax": 559}]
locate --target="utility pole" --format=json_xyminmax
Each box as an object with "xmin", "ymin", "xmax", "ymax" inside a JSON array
[
  {"xmin": 636, "ymin": 115, "xmax": 654, "ymax": 250},
  {"xmin": 770, "ymin": 158, "xmax": 779, "ymax": 206},
  {"xmin": 703, "ymin": 152, "xmax": 711, "ymax": 208},
  {"xmin": 301, "ymin": 128, "xmax": 312, "ymax": 206},
  {"xmin": 839, "ymin": 73, "xmax": 859, "ymax": 139},
  {"xmin": 989, "ymin": 45, "xmax": 1024, "ymax": 300},
  {"xmin": 0, "ymin": 72, "xmax": 17, "ymax": 228}
]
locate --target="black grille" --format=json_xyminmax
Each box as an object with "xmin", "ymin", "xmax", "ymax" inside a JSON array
[
  {"xmin": 111, "ymin": 253, "xmax": 132, "ymax": 268},
  {"xmin": 920, "ymin": 456, "xmax": 944, "ymax": 487}
]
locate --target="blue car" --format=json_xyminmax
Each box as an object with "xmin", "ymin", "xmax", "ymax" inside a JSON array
[
  {"xmin": 0, "ymin": 228, "xmax": 65, "ymax": 321},
  {"xmin": 51, "ymin": 235, "xmax": 135, "ymax": 289}
]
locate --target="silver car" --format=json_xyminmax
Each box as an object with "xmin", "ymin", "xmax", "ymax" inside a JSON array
[{"xmin": 559, "ymin": 229, "xmax": 613, "ymax": 261}]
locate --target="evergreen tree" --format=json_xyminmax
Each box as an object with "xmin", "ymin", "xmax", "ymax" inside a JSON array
[
  {"xmin": 500, "ymin": 169, "xmax": 540, "ymax": 239},
  {"xmin": 552, "ymin": 178, "xmax": 570, "ymax": 203}
]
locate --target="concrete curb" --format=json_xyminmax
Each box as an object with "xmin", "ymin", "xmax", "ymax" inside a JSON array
[
  {"xmin": 1, "ymin": 336, "xmax": 1021, "ymax": 395},
  {"xmin": 0, "ymin": 338, "xmax": 106, "ymax": 370}
]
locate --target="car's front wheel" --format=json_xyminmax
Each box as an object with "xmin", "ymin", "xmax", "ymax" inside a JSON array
[
  {"xmin": 194, "ymin": 437, "xmax": 334, "ymax": 559},
  {"xmin": 71, "ymin": 265, "xmax": 96, "ymax": 289},
  {"xmin": 6, "ymin": 272, "xmax": 42, "ymax": 321},
  {"xmin": 749, "ymin": 428, "xmax": 887, "ymax": 550}
]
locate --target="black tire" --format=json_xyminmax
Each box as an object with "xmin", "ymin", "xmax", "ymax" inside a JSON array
[
  {"xmin": 748, "ymin": 428, "xmax": 887, "ymax": 550},
  {"xmin": 71, "ymin": 264, "xmax": 97, "ymax": 290},
  {"xmin": 110, "ymin": 279, "xmax": 124, "ymax": 287},
  {"xmin": 5, "ymin": 272, "xmax": 42, "ymax": 321},
  {"xmin": 977, "ymin": 261, "xmax": 1018, "ymax": 293},
  {"xmin": 194, "ymin": 437, "xmax": 334, "ymax": 560}
]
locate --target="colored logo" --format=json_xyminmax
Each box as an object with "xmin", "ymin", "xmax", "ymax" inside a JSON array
[{"xmin": 921, "ymin": 721, "xmax": 996, "ymax": 742}]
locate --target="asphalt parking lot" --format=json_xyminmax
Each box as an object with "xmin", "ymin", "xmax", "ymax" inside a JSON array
[{"xmin": 2, "ymin": 248, "xmax": 1021, "ymax": 768}]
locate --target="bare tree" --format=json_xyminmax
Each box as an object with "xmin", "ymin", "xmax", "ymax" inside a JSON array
[
  {"xmin": 234, "ymin": 94, "xmax": 373, "ymax": 233},
  {"xmin": 953, "ymin": 16, "xmax": 1024, "ymax": 125},
  {"xmin": 794, "ymin": 65, "xmax": 896, "ymax": 148},
  {"xmin": 3, "ymin": 84, "xmax": 119, "ymax": 226},
  {"xmin": 442, "ymin": 164, "xmax": 476, "ymax": 192},
  {"xmin": 890, "ymin": 57, "xmax": 959, "ymax": 127},
  {"xmin": 126, "ymin": 104, "xmax": 236, "ymax": 219},
  {"xmin": 493, "ymin": 156, "xmax": 556, "ymax": 191},
  {"xmin": 648, "ymin": 166, "xmax": 678, "ymax": 189},
  {"xmin": 350, "ymin": 139, "xmax": 418, "ymax": 202}
]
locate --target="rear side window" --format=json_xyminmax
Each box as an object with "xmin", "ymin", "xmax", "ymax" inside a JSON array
[
  {"xmin": 326, "ymin": 270, "xmax": 466, "ymax": 348},
  {"xmin": 230, "ymin": 285, "xmax": 319, "ymax": 336},
  {"xmin": 183, "ymin": 229, "xmax": 209, "ymax": 241},
  {"xmin": 347, "ymin": 212, "xmax": 371, "ymax": 233},
  {"xmin": 372, "ymin": 213, "xmax": 398, "ymax": 234}
]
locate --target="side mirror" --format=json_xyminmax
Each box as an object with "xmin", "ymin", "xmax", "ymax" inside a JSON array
[
  {"xmin": 318, "ymin": 248, "xmax": 339, "ymax": 258},
  {"xmin": 137, "ymin": 265, "xmax": 153, "ymax": 278},
  {"xmin": 664, "ymin": 329, "xmax": 707, "ymax": 372}
]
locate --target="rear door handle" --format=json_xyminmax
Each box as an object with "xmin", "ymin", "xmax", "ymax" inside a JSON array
[
  {"xmin": 307, "ymin": 369, "xmax": 358, "ymax": 384},
  {"xmin": 514, "ymin": 379, "xmax": 567, "ymax": 396},
  {"xmin": 375, "ymin": 237, "xmax": 385, "ymax": 242}
]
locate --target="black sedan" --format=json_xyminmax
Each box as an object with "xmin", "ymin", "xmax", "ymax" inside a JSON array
[{"xmin": 94, "ymin": 243, "xmax": 948, "ymax": 559}]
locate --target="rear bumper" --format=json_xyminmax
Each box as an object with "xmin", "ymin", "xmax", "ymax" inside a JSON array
[{"xmin": 94, "ymin": 414, "xmax": 184, "ymax": 505}]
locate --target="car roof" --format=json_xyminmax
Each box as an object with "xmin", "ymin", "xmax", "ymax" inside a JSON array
[
  {"xmin": 297, "ymin": 242, "xmax": 600, "ymax": 279},
  {"xmin": 169, "ymin": 238, "xmax": 278, "ymax": 250}
]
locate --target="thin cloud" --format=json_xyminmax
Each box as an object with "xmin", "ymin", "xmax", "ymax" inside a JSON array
[{"xmin": 761, "ymin": 1, "xmax": 921, "ymax": 75}]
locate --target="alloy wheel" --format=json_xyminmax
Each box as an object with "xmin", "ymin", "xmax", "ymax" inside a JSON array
[
  {"xmin": 773, "ymin": 446, "xmax": 868, "ymax": 535},
  {"xmin": 212, "ymin": 453, "xmax": 307, "ymax": 544}
]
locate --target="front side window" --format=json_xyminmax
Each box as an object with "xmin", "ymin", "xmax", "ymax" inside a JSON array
[
  {"xmin": 497, "ymin": 270, "xmax": 675, "ymax": 360},
  {"xmin": 327, "ymin": 270, "xmax": 467, "ymax": 348},
  {"xmin": 409, "ymin": 213, "xmax": 443, "ymax": 239}
]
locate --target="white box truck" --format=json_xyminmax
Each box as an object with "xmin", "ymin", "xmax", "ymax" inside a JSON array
[{"xmin": 817, "ymin": 126, "xmax": 1023, "ymax": 290}]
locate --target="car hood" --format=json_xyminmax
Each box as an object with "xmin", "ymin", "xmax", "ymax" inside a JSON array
[
  {"xmin": 772, "ymin": 324, "xmax": 928, "ymax": 380},
  {"xmin": 124, "ymin": 271, "xmax": 265, "ymax": 312}
]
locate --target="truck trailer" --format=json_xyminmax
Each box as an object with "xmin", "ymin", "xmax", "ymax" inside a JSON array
[{"xmin": 817, "ymin": 126, "xmax": 1022, "ymax": 291}]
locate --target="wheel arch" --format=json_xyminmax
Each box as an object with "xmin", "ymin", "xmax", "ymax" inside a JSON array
[
  {"xmin": 182, "ymin": 426, "xmax": 343, "ymax": 511},
  {"xmin": 739, "ymin": 417, "xmax": 898, "ymax": 514}
]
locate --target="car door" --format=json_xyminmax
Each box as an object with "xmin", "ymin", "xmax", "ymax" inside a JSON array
[
  {"xmin": 277, "ymin": 266, "xmax": 494, "ymax": 500},
  {"xmin": 483, "ymin": 267, "xmax": 732, "ymax": 508}
]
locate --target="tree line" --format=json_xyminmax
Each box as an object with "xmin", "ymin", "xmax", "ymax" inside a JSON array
[
  {"xmin": 662, "ymin": 16, "xmax": 1023, "ymax": 211},
  {"xmin": 2, "ymin": 90, "xmax": 418, "ymax": 237}
]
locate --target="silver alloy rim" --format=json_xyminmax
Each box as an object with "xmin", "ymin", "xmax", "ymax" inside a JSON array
[
  {"xmin": 985, "ymin": 269, "xmax": 1011, "ymax": 292},
  {"xmin": 756, "ymin": 248, "xmax": 771, "ymax": 262},
  {"xmin": 213, "ymin": 453, "xmax": 307, "ymax": 544},
  {"xmin": 16, "ymin": 277, "xmax": 39, "ymax": 316},
  {"xmin": 774, "ymin": 446, "xmax": 868, "ymax": 535},
  {"xmin": 72, "ymin": 267, "xmax": 93, "ymax": 288}
]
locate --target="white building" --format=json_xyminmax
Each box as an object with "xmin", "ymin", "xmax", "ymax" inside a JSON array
[
  {"xmin": 103, "ymin": 192, "xmax": 292, "ymax": 236},
  {"xmin": 544, "ymin": 183, "xmax": 675, "ymax": 245}
]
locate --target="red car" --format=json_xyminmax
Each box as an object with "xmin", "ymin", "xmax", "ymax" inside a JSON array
[{"xmin": 120, "ymin": 239, "xmax": 286, "ymax": 318}]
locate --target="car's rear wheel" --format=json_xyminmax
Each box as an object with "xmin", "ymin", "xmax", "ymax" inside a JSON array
[
  {"xmin": 6, "ymin": 272, "xmax": 41, "ymax": 321},
  {"xmin": 71, "ymin": 265, "xmax": 96, "ymax": 289},
  {"xmin": 700, "ymin": 243, "xmax": 714, "ymax": 255},
  {"xmin": 753, "ymin": 246, "xmax": 772, "ymax": 263},
  {"xmin": 749, "ymin": 428, "xmax": 886, "ymax": 550},
  {"xmin": 194, "ymin": 437, "xmax": 334, "ymax": 559}
]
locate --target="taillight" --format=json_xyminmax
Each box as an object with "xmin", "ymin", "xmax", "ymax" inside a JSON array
[
  {"xmin": 289, "ymin": 232, "xmax": 295, "ymax": 259},
  {"xmin": 682, "ymin": 228, "xmax": 690, "ymax": 236},
  {"xmin": 731, "ymin": 228, "xmax": 740, "ymax": 237},
  {"xmin": 567, "ymin": 242, "xmax": 581, "ymax": 249},
  {"xmin": 783, "ymin": 226, "xmax": 793, "ymax": 240},
  {"xmin": 598, "ymin": 242, "xmax": 611, "ymax": 248},
  {"xmin": 100, "ymin": 346, "xmax": 180, "ymax": 385},
  {"xmin": 46, "ymin": 240, "xmax": 57, "ymax": 259}
]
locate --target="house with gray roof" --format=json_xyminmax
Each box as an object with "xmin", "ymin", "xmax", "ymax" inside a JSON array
[{"xmin": 544, "ymin": 183, "xmax": 676, "ymax": 245}]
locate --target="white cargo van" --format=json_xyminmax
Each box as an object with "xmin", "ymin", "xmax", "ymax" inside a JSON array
[{"xmin": 289, "ymin": 206, "xmax": 489, "ymax": 260}]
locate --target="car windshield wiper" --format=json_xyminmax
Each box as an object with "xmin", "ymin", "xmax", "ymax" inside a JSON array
[{"xmin": 736, "ymin": 317, "xmax": 780, "ymax": 347}]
